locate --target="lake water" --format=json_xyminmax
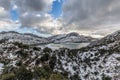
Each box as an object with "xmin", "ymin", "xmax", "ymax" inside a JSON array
[
  {"xmin": 0, "ymin": 63, "xmax": 4, "ymax": 74},
  {"xmin": 38, "ymin": 43, "xmax": 89, "ymax": 50}
]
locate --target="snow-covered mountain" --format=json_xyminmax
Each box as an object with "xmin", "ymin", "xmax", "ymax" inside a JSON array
[
  {"xmin": 0, "ymin": 31, "xmax": 120, "ymax": 80},
  {"xmin": 48, "ymin": 32, "xmax": 95, "ymax": 43},
  {"xmin": 0, "ymin": 31, "xmax": 49, "ymax": 45},
  {"xmin": 89, "ymin": 30, "xmax": 120, "ymax": 47},
  {"xmin": 0, "ymin": 31, "xmax": 95, "ymax": 45}
]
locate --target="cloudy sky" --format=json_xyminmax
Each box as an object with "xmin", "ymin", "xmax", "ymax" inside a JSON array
[{"xmin": 0, "ymin": 0, "xmax": 120, "ymax": 38}]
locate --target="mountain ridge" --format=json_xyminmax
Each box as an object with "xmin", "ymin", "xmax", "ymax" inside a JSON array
[
  {"xmin": 0, "ymin": 31, "xmax": 96, "ymax": 45},
  {"xmin": 48, "ymin": 32, "xmax": 96, "ymax": 43}
]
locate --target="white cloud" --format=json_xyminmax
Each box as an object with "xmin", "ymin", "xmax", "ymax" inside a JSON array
[
  {"xmin": 0, "ymin": 0, "xmax": 120, "ymax": 37},
  {"xmin": 20, "ymin": 12, "xmax": 62, "ymax": 33},
  {"xmin": 0, "ymin": 20, "xmax": 20, "ymax": 31},
  {"xmin": 0, "ymin": 0, "xmax": 57, "ymax": 33},
  {"xmin": 0, "ymin": 7, "xmax": 10, "ymax": 19}
]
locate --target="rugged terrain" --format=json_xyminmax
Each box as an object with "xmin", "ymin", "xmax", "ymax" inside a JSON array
[{"xmin": 0, "ymin": 31, "xmax": 120, "ymax": 80}]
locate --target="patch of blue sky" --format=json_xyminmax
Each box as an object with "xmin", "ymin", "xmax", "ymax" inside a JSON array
[
  {"xmin": 49, "ymin": 0, "xmax": 64, "ymax": 18},
  {"xmin": 10, "ymin": 9, "xmax": 19, "ymax": 21}
]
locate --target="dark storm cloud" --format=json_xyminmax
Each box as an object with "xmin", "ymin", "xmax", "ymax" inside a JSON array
[
  {"xmin": 16, "ymin": 0, "xmax": 53, "ymax": 13},
  {"xmin": 0, "ymin": 0, "xmax": 11, "ymax": 18},
  {"xmin": 0, "ymin": 0, "xmax": 11, "ymax": 10},
  {"xmin": 0, "ymin": 0, "xmax": 53, "ymax": 11},
  {"xmin": 61, "ymin": 0, "xmax": 120, "ymax": 34}
]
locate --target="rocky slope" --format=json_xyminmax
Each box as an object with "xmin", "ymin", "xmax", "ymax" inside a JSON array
[{"xmin": 0, "ymin": 31, "xmax": 119, "ymax": 80}]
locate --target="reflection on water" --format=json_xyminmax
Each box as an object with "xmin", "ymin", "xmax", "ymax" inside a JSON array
[{"xmin": 38, "ymin": 43, "xmax": 89, "ymax": 50}]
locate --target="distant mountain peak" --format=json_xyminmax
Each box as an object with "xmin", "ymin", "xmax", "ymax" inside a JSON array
[
  {"xmin": 66, "ymin": 32, "xmax": 80, "ymax": 37},
  {"xmin": 49, "ymin": 32, "xmax": 95, "ymax": 43},
  {"xmin": 0, "ymin": 31, "xmax": 19, "ymax": 34}
]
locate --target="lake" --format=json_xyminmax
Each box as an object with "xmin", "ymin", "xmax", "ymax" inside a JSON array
[
  {"xmin": 38, "ymin": 43, "xmax": 89, "ymax": 50},
  {"xmin": 0, "ymin": 63, "xmax": 4, "ymax": 74}
]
